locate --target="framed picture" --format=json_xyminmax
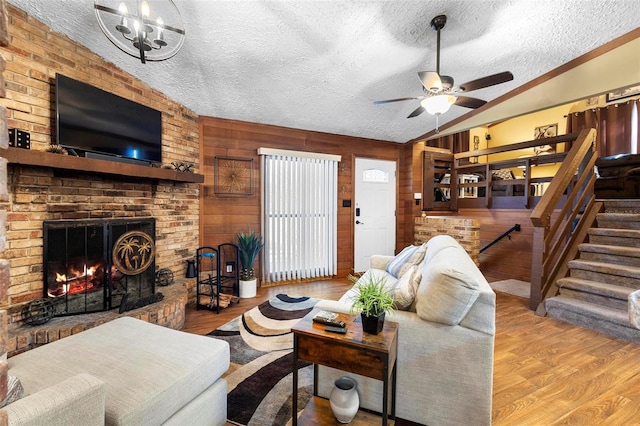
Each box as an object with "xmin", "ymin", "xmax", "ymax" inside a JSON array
[
  {"xmin": 534, "ymin": 123, "xmax": 557, "ymax": 140},
  {"xmin": 533, "ymin": 123, "xmax": 557, "ymax": 155},
  {"xmin": 606, "ymin": 85, "xmax": 640, "ymax": 103},
  {"xmin": 214, "ymin": 156, "xmax": 254, "ymax": 196}
]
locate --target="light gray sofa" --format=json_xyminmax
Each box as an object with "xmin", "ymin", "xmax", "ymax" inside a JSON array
[
  {"xmin": 315, "ymin": 235, "xmax": 496, "ymax": 426},
  {"xmin": 1, "ymin": 317, "xmax": 229, "ymax": 426}
]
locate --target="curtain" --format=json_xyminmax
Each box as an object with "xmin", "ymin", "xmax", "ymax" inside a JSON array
[
  {"xmin": 566, "ymin": 99, "xmax": 639, "ymax": 157},
  {"xmin": 259, "ymin": 148, "xmax": 340, "ymax": 283},
  {"xmin": 426, "ymin": 130, "xmax": 470, "ymax": 153}
]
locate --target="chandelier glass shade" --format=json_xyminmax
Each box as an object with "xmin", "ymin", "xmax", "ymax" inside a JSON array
[
  {"xmin": 94, "ymin": 0, "xmax": 185, "ymax": 63},
  {"xmin": 420, "ymin": 94, "xmax": 456, "ymax": 115}
]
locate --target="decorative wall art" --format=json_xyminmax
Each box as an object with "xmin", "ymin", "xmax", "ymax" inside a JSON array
[
  {"xmin": 606, "ymin": 85, "xmax": 640, "ymax": 103},
  {"xmin": 214, "ymin": 156, "xmax": 254, "ymax": 196},
  {"xmin": 533, "ymin": 123, "xmax": 557, "ymax": 155},
  {"xmin": 534, "ymin": 123, "xmax": 557, "ymax": 139}
]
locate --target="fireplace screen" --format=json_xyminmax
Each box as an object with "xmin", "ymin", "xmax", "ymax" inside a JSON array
[{"xmin": 43, "ymin": 218, "xmax": 156, "ymax": 316}]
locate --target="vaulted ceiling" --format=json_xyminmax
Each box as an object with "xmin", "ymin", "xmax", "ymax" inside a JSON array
[{"xmin": 7, "ymin": 0, "xmax": 640, "ymax": 143}]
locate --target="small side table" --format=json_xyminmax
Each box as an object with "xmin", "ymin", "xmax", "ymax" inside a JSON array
[{"xmin": 292, "ymin": 310, "xmax": 398, "ymax": 425}]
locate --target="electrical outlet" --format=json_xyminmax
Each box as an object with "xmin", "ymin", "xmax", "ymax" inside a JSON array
[{"xmin": 226, "ymin": 262, "xmax": 233, "ymax": 273}]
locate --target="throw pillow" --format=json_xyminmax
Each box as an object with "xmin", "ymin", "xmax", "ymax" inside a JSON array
[
  {"xmin": 390, "ymin": 265, "xmax": 422, "ymax": 310},
  {"xmin": 397, "ymin": 243, "xmax": 427, "ymax": 279},
  {"xmin": 0, "ymin": 376, "xmax": 26, "ymax": 408},
  {"xmin": 492, "ymin": 169, "xmax": 515, "ymax": 180},
  {"xmin": 385, "ymin": 245, "xmax": 418, "ymax": 278},
  {"xmin": 415, "ymin": 246, "xmax": 483, "ymax": 325}
]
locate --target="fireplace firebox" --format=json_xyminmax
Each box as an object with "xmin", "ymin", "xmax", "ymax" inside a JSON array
[{"xmin": 43, "ymin": 218, "xmax": 156, "ymax": 316}]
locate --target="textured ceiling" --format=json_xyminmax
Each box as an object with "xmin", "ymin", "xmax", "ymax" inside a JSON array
[{"xmin": 6, "ymin": 0, "xmax": 640, "ymax": 143}]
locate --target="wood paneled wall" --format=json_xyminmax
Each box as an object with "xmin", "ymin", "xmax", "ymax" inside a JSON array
[
  {"xmin": 199, "ymin": 117, "xmax": 417, "ymax": 280},
  {"xmin": 423, "ymin": 209, "xmax": 534, "ymax": 283}
]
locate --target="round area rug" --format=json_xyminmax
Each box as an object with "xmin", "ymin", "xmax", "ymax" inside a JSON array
[{"xmin": 208, "ymin": 294, "xmax": 318, "ymax": 426}]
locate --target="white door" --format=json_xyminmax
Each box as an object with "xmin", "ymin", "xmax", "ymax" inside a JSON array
[{"xmin": 354, "ymin": 158, "xmax": 396, "ymax": 272}]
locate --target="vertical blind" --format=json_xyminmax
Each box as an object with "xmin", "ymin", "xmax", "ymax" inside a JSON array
[{"xmin": 259, "ymin": 148, "xmax": 340, "ymax": 283}]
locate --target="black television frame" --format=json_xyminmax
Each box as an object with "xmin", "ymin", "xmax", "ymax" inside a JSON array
[{"xmin": 55, "ymin": 73, "xmax": 162, "ymax": 165}]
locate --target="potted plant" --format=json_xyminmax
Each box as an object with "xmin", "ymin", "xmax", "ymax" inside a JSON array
[
  {"xmin": 236, "ymin": 231, "xmax": 263, "ymax": 298},
  {"xmin": 348, "ymin": 273, "xmax": 395, "ymax": 334}
]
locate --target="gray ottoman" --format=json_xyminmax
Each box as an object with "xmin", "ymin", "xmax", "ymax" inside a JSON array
[{"xmin": 7, "ymin": 317, "xmax": 229, "ymax": 425}]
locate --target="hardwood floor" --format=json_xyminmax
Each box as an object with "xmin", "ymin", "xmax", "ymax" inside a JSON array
[{"xmin": 182, "ymin": 280, "xmax": 640, "ymax": 425}]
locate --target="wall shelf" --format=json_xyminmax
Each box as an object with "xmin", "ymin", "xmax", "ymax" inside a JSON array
[{"xmin": 2, "ymin": 147, "xmax": 204, "ymax": 184}]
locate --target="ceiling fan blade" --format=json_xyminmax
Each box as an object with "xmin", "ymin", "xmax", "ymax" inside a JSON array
[
  {"xmin": 458, "ymin": 71, "xmax": 514, "ymax": 92},
  {"xmin": 454, "ymin": 96, "xmax": 487, "ymax": 109},
  {"xmin": 418, "ymin": 71, "xmax": 442, "ymax": 92},
  {"xmin": 373, "ymin": 97, "xmax": 420, "ymax": 105},
  {"xmin": 407, "ymin": 106, "xmax": 425, "ymax": 118}
]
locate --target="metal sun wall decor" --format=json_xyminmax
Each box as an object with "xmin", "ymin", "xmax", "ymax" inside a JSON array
[{"xmin": 214, "ymin": 156, "xmax": 254, "ymax": 196}]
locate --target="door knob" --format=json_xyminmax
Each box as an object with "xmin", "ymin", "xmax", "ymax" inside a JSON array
[{"xmin": 355, "ymin": 220, "xmax": 364, "ymax": 224}]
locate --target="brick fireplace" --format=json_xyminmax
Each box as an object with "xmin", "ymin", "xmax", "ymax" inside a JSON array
[
  {"xmin": 43, "ymin": 218, "xmax": 156, "ymax": 316},
  {"xmin": 2, "ymin": 159, "xmax": 201, "ymax": 328},
  {"xmin": 0, "ymin": 2, "xmax": 203, "ymax": 335}
]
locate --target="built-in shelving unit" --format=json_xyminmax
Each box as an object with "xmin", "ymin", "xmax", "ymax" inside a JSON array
[{"xmin": 3, "ymin": 147, "xmax": 204, "ymax": 184}]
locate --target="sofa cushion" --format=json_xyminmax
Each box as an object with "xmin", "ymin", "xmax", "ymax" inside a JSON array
[
  {"xmin": 422, "ymin": 235, "xmax": 463, "ymax": 267},
  {"xmin": 390, "ymin": 265, "xmax": 421, "ymax": 310},
  {"xmin": 398, "ymin": 243, "xmax": 427, "ymax": 278},
  {"xmin": 415, "ymin": 245, "xmax": 485, "ymax": 325},
  {"xmin": 385, "ymin": 245, "xmax": 418, "ymax": 278}
]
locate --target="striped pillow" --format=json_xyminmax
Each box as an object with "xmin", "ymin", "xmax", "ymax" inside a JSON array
[
  {"xmin": 385, "ymin": 245, "xmax": 418, "ymax": 278},
  {"xmin": 385, "ymin": 244, "xmax": 427, "ymax": 279}
]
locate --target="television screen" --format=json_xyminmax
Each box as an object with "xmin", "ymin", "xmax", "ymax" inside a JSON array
[{"xmin": 56, "ymin": 74, "xmax": 162, "ymax": 164}]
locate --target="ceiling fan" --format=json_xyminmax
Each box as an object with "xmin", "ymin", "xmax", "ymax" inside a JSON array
[{"xmin": 374, "ymin": 14, "xmax": 514, "ymax": 123}]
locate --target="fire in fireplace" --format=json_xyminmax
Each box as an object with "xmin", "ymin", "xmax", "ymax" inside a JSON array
[{"xmin": 43, "ymin": 218, "xmax": 156, "ymax": 316}]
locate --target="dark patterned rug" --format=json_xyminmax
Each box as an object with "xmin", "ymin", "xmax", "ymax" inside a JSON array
[{"xmin": 208, "ymin": 294, "xmax": 319, "ymax": 426}]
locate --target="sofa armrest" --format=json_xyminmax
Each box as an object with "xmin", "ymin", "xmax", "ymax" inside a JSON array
[
  {"xmin": 1, "ymin": 373, "xmax": 105, "ymax": 426},
  {"xmin": 370, "ymin": 255, "xmax": 393, "ymax": 270}
]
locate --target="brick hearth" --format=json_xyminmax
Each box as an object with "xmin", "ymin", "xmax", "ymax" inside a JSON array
[{"xmin": 7, "ymin": 279, "xmax": 195, "ymax": 357}]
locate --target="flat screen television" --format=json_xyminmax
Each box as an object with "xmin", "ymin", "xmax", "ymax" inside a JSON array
[{"xmin": 56, "ymin": 73, "xmax": 162, "ymax": 164}]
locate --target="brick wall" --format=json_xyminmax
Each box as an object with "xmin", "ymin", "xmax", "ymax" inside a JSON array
[
  {"xmin": 0, "ymin": 0, "xmax": 10, "ymax": 421},
  {"xmin": 414, "ymin": 216, "xmax": 481, "ymax": 266},
  {"xmin": 0, "ymin": 4, "xmax": 200, "ymax": 326}
]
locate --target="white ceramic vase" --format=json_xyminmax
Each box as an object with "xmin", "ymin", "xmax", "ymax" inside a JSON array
[{"xmin": 329, "ymin": 376, "xmax": 359, "ymax": 423}]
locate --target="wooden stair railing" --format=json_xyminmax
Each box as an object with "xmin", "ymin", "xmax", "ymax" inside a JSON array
[{"xmin": 529, "ymin": 128, "xmax": 598, "ymax": 313}]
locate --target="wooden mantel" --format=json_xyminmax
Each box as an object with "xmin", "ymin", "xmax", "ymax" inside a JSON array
[{"xmin": 3, "ymin": 147, "xmax": 204, "ymax": 184}]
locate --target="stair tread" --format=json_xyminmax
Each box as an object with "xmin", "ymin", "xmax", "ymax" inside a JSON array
[
  {"xmin": 597, "ymin": 213, "xmax": 640, "ymax": 220},
  {"xmin": 557, "ymin": 277, "xmax": 634, "ymax": 297},
  {"xmin": 588, "ymin": 228, "xmax": 640, "ymax": 237},
  {"xmin": 579, "ymin": 243, "xmax": 640, "ymax": 258},
  {"xmin": 546, "ymin": 296, "xmax": 629, "ymax": 324},
  {"xmin": 568, "ymin": 259, "xmax": 640, "ymax": 277}
]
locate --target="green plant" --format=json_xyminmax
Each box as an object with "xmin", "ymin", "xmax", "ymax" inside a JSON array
[
  {"xmin": 237, "ymin": 231, "xmax": 263, "ymax": 280},
  {"xmin": 348, "ymin": 273, "xmax": 395, "ymax": 318}
]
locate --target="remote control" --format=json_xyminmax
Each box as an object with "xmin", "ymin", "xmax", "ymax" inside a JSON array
[
  {"xmin": 313, "ymin": 317, "xmax": 346, "ymax": 328},
  {"xmin": 325, "ymin": 325, "xmax": 347, "ymax": 334}
]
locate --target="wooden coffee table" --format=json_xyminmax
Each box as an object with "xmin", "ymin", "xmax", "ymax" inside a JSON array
[{"xmin": 291, "ymin": 309, "xmax": 398, "ymax": 425}]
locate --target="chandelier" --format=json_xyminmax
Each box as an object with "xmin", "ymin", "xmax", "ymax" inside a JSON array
[{"xmin": 94, "ymin": 0, "xmax": 185, "ymax": 64}]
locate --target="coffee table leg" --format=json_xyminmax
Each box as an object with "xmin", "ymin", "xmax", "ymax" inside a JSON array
[{"xmin": 292, "ymin": 335, "xmax": 298, "ymax": 426}]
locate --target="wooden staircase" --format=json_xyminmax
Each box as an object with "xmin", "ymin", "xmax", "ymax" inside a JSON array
[{"xmin": 545, "ymin": 200, "xmax": 640, "ymax": 343}]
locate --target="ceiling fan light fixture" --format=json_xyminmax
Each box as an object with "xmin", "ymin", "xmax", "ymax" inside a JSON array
[
  {"xmin": 94, "ymin": 0, "xmax": 185, "ymax": 64},
  {"xmin": 421, "ymin": 95, "xmax": 456, "ymax": 115}
]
